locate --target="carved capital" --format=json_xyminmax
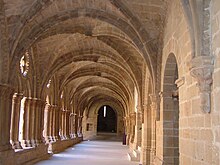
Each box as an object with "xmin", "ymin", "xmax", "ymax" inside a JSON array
[{"xmin": 190, "ymin": 56, "xmax": 214, "ymax": 113}]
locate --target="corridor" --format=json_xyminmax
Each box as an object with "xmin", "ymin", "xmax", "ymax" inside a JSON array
[{"xmin": 36, "ymin": 135, "xmax": 139, "ymax": 165}]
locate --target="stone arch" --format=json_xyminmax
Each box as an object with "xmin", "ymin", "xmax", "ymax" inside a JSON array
[
  {"xmin": 162, "ymin": 53, "xmax": 179, "ymax": 165},
  {"xmin": 97, "ymin": 105, "xmax": 117, "ymax": 133},
  {"xmin": 9, "ymin": 8, "xmax": 155, "ymax": 88},
  {"xmin": 82, "ymin": 100, "xmax": 124, "ymax": 139}
]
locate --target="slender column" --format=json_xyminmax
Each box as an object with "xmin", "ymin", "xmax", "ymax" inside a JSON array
[
  {"xmin": 77, "ymin": 115, "xmax": 83, "ymax": 137},
  {"xmin": 141, "ymin": 104, "xmax": 151, "ymax": 165},
  {"xmin": 30, "ymin": 98, "xmax": 37, "ymax": 147},
  {"xmin": 60, "ymin": 110, "xmax": 65, "ymax": 139},
  {"xmin": 54, "ymin": 106, "xmax": 60, "ymax": 141},
  {"xmin": 69, "ymin": 113, "xmax": 73, "ymax": 138},
  {"xmin": 65, "ymin": 110, "xmax": 70, "ymax": 139},
  {"xmin": 149, "ymin": 94, "xmax": 158, "ymax": 164},
  {"xmin": 50, "ymin": 106, "xmax": 55, "ymax": 141},
  {"xmin": 48, "ymin": 104, "xmax": 53, "ymax": 141},
  {"xmin": 0, "ymin": 84, "xmax": 14, "ymax": 151},
  {"xmin": 44, "ymin": 104, "xmax": 50, "ymax": 143},
  {"xmin": 134, "ymin": 109, "xmax": 142, "ymax": 148},
  {"xmin": 35, "ymin": 99, "xmax": 45, "ymax": 144},
  {"xmin": 63, "ymin": 110, "xmax": 67, "ymax": 139},
  {"xmin": 21, "ymin": 97, "xmax": 32, "ymax": 147},
  {"xmin": 74, "ymin": 114, "xmax": 78, "ymax": 137},
  {"xmin": 10, "ymin": 93, "xmax": 23, "ymax": 149},
  {"xmin": 125, "ymin": 116, "xmax": 130, "ymax": 145},
  {"xmin": 129, "ymin": 113, "xmax": 136, "ymax": 143},
  {"xmin": 34, "ymin": 99, "xmax": 40, "ymax": 145}
]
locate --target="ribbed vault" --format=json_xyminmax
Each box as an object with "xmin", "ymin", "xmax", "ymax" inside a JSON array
[{"xmin": 6, "ymin": 0, "xmax": 169, "ymax": 123}]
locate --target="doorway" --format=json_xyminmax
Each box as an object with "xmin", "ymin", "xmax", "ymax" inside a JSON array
[
  {"xmin": 163, "ymin": 54, "xmax": 179, "ymax": 164},
  {"xmin": 97, "ymin": 105, "xmax": 117, "ymax": 133}
]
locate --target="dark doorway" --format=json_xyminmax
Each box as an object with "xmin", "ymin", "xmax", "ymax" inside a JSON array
[{"xmin": 97, "ymin": 105, "xmax": 117, "ymax": 133}]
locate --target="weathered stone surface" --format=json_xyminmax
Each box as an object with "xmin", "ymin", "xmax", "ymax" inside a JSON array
[{"xmin": 0, "ymin": 0, "xmax": 219, "ymax": 165}]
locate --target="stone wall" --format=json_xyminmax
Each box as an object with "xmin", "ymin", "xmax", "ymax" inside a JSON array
[
  {"xmin": 156, "ymin": 0, "xmax": 198, "ymax": 164},
  {"xmin": 211, "ymin": 0, "xmax": 220, "ymax": 164},
  {"xmin": 155, "ymin": 0, "xmax": 220, "ymax": 165}
]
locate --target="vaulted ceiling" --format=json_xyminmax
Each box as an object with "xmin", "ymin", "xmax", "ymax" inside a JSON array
[{"xmin": 6, "ymin": 0, "xmax": 169, "ymax": 115}]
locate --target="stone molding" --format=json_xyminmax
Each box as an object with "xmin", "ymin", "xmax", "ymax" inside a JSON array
[
  {"xmin": 190, "ymin": 56, "xmax": 214, "ymax": 113},
  {"xmin": 175, "ymin": 77, "xmax": 185, "ymax": 88}
]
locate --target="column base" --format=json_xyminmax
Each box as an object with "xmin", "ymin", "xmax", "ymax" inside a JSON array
[
  {"xmin": 11, "ymin": 141, "xmax": 22, "ymax": 149},
  {"xmin": 46, "ymin": 136, "xmax": 54, "ymax": 143},
  {"xmin": 31, "ymin": 139, "xmax": 38, "ymax": 147},
  {"xmin": 21, "ymin": 140, "xmax": 33, "ymax": 148},
  {"xmin": 77, "ymin": 133, "xmax": 83, "ymax": 138}
]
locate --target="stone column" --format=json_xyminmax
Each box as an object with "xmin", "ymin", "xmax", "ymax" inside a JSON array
[
  {"xmin": 21, "ymin": 97, "xmax": 32, "ymax": 147},
  {"xmin": 63, "ymin": 110, "xmax": 67, "ymax": 139},
  {"xmin": 65, "ymin": 110, "xmax": 70, "ymax": 139},
  {"xmin": 134, "ymin": 109, "xmax": 142, "ymax": 148},
  {"xmin": 34, "ymin": 98, "xmax": 40, "ymax": 146},
  {"xmin": 10, "ymin": 93, "xmax": 23, "ymax": 149},
  {"xmin": 129, "ymin": 113, "xmax": 136, "ymax": 144},
  {"xmin": 69, "ymin": 113, "xmax": 74, "ymax": 138},
  {"xmin": 125, "ymin": 116, "xmax": 130, "ymax": 145},
  {"xmin": 74, "ymin": 114, "xmax": 78, "ymax": 137},
  {"xmin": 35, "ymin": 99, "xmax": 45, "ymax": 144},
  {"xmin": 149, "ymin": 94, "xmax": 158, "ymax": 164},
  {"xmin": 60, "ymin": 110, "xmax": 65, "ymax": 139},
  {"xmin": 77, "ymin": 115, "xmax": 83, "ymax": 137},
  {"xmin": 50, "ymin": 106, "xmax": 56, "ymax": 141},
  {"xmin": 44, "ymin": 104, "xmax": 51, "ymax": 143},
  {"xmin": 141, "ymin": 104, "xmax": 151, "ymax": 165},
  {"xmin": 0, "ymin": 84, "xmax": 14, "ymax": 151},
  {"xmin": 54, "ymin": 106, "xmax": 60, "ymax": 141},
  {"xmin": 30, "ymin": 98, "xmax": 37, "ymax": 147}
]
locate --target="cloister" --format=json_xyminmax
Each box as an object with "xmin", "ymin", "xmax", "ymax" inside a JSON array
[{"xmin": 0, "ymin": 0, "xmax": 219, "ymax": 165}]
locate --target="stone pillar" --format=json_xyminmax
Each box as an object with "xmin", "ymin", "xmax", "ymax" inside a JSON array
[
  {"xmin": 10, "ymin": 93, "xmax": 23, "ymax": 149},
  {"xmin": 123, "ymin": 116, "xmax": 128, "ymax": 144},
  {"xmin": 125, "ymin": 116, "xmax": 131, "ymax": 145},
  {"xmin": 149, "ymin": 94, "xmax": 158, "ymax": 164},
  {"xmin": 69, "ymin": 113, "xmax": 74, "ymax": 138},
  {"xmin": 63, "ymin": 110, "xmax": 67, "ymax": 139},
  {"xmin": 73, "ymin": 113, "xmax": 78, "ymax": 138},
  {"xmin": 44, "ymin": 104, "xmax": 51, "ymax": 143},
  {"xmin": 74, "ymin": 114, "xmax": 79, "ymax": 137},
  {"xmin": 0, "ymin": 84, "xmax": 14, "ymax": 151},
  {"xmin": 21, "ymin": 97, "xmax": 32, "ymax": 147},
  {"xmin": 34, "ymin": 99, "xmax": 40, "ymax": 145},
  {"xmin": 30, "ymin": 98, "xmax": 37, "ymax": 147},
  {"xmin": 66, "ymin": 110, "xmax": 70, "ymax": 139},
  {"xmin": 60, "ymin": 110, "xmax": 65, "ymax": 139},
  {"xmin": 50, "ymin": 106, "xmax": 56, "ymax": 141},
  {"xmin": 134, "ymin": 109, "xmax": 142, "ymax": 148},
  {"xmin": 54, "ymin": 106, "xmax": 60, "ymax": 141},
  {"xmin": 77, "ymin": 115, "xmax": 83, "ymax": 137},
  {"xmin": 141, "ymin": 104, "xmax": 151, "ymax": 165},
  {"xmin": 36, "ymin": 99, "xmax": 45, "ymax": 144},
  {"xmin": 129, "ymin": 113, "xmax": 136, "ymax": 144}
]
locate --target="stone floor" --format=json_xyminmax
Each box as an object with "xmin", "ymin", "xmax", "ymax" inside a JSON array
[{"xmin": 35, "ymin": 134, "xmax": 140, "ymax": 165}]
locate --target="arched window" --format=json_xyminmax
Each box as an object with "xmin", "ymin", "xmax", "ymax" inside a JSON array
[{"xmin": 20, "ymin": 50, "xmax": 30, "ymax": 77}]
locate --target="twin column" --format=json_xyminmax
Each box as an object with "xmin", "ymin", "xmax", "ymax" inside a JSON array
[{"xmin": 21, "ymin": 98, "xmax": 45, "ymax": 147}]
